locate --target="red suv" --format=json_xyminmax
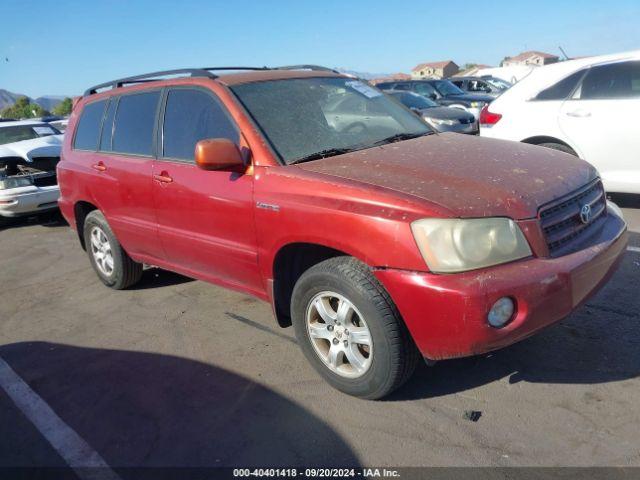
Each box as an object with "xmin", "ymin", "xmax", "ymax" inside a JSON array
[{"xmin": 58, "ymin": 66, "xmax": 627, "ymax": 399}]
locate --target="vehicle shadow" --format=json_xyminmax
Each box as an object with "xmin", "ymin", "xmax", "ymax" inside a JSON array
[
  {"xmin": 608, "ymin": 192, "xmax": 640, "ymax": 209},
  {"xmin": 0, "ymin": 210, "xmax": 68, "ymax": 231},
  {"xmin": 0, "ymin": 342, "xmax": 360, "ymax": 471},
  {"xmin": 133, "ymin": 268, "xmax": 195, "ymax": 290}
]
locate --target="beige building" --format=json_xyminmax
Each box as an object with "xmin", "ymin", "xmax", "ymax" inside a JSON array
[
  {"xmin": 502, "ymin": 51, "xmax": 559, "ymax": 67},
  {"xmin": 411, "ymin": 61, "xmax": 459, "ymax": 79}
]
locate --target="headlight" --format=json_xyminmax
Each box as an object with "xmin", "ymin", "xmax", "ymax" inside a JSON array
[
  {"xmin": 0, "ymin": 176, "xmax": 33, "ymax": 190},
  {"xmin": 427, "ymin": 118, "xmax": 457, "ymax": 126},
  {"xmin": 411, "ymin": 217, "xmax": 532, "ymax": 273},
  {"xmin": 606, "ymin": 200, "xmax": 624, "ymax": 220}
]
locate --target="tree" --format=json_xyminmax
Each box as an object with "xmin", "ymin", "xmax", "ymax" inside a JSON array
[
  {"xmin": 0, "ymin": 96, "xmax": 49, "ymax": 119},
  {"xmin": 52, "ymin": 97, "xmax": 73, "ymax": 117}
]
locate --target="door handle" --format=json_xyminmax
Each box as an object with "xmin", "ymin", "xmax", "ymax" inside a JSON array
[
  {"xmin": 91, "ymin": 161, "xmax": 106, "ymax": 172},
  {"xmin": 565, "ymin": 110, "xmax": 591, "ymax": 118},
  {"xmin": 153, "ymin": 172, "xmax": 173, "ymax": 184}
]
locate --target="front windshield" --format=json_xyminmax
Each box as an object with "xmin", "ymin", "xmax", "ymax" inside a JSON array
[
  {"xmin": 391, "ymin": 92, "xmax": 438, "ymax": 109},
  {"xmin": 232, "ymin": 77, "xmax": 431, "ymax": 164},
  {"xmin": 0, "ymin": 124, "xmax": 59, "ymax": 145},
  {"xmin": 431, "ymin": 80, "xmax": 466, "ymax": 96}
]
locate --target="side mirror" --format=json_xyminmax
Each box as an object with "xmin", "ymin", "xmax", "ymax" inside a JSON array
[{"xmin": 195, "ymin": 138, "xmax": 244, "ymax": 171}]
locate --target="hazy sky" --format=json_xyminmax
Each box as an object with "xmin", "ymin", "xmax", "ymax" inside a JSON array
[{"xmin": 2, "ymin": 0, "xmax": 639, "ymax": 97}]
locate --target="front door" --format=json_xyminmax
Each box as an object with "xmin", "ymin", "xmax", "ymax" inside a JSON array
[{"xmin": 152, "ymin": 87, "xmax": 262, "ymax": 293}]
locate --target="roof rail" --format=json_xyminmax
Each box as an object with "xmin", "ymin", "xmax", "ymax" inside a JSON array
[
  {"xmin": 275, "ymin": 64, "xmax": 341, "ymax": 74},
  {"xmin": 83, "ymin": 65, "xmax": 341, "ymax": 96},
  {"xmin": 83, "ymin": 68, "xmax": 217, "ymax": 96}
]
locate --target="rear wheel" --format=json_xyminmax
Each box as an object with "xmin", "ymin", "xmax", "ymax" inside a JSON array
[
  {"xmin": 537, "ymin": 142, "xmax": 577, "ymax": 156},
  {"xmin": 83, "ymin": 210, "xmax": 142, "ymax": 289},
  {"xmin": 291, "ymin": 257, "xmax": 419, "ymax": 399}
]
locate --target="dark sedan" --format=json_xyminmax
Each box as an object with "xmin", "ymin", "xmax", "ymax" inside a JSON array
[
  {"xmin": 377, "ymin": 79, "xmax": 493, "ymax": 119},
  {"xmin": 386, "ymin": 90, "xmax": 477, "ymax": 134}
]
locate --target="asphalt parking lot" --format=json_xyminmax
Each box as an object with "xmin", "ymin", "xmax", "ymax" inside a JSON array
[{"xmin": 1, "ymin": 201, "xmax": 639, "ymax": 471}]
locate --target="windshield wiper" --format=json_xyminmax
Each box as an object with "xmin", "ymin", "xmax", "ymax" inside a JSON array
[
  {"xmin": 289, "ymin": 147, "xmax": 361, "ymax": 165},
  {"xmin": 369, "ymin": 131, "xmax": 431, "ymax": 147}
]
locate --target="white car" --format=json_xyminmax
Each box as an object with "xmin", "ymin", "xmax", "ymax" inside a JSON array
[
  {"xmin": 480, "ymin": 50, "xmax": 640, "ymax": 194},
  {"xmin": 0, "ymin": 120, "xmax": 63, "ymax": 224}
]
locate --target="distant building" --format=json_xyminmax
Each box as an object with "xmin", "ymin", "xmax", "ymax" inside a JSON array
[
  {"xmin": 369, "ymin": 73, "xmax": 412, "ymax": 85},
  {"xmin": 502, "ymin": 51, "xmax": 559, "ymax": 67},
  {"xmin": 411, "ymin": 61, "xmax": 459, "ymax": 79}
]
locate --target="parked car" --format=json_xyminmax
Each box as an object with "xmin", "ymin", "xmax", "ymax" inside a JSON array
[
  {"xmin": 58, "ymin": 66, "xmax": 627, "ymax": 399},
  {"xmin": 377, "ymin": 79, "xmax": 494, "ymax": 119},
  {"xmin": 386, "ymin": 90, "xmax": 477, "ymax": 134},
  {"xmin": 450, "ymin": 76, "xmax": 511, "ymax": 97},
  {"xmin": 0, "ymin": 120, "xmax": 63, "ymax": 224},
  {"xmin": 480, "ymin": 50, "xmax": 640, "ymax": 195}
]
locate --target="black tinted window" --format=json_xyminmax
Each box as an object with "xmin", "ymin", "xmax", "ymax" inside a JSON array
[
  {"xmin": 535, "ymin": 70, "xmax": 585, "ymax": 100},
  {"xmin": 580, "ymin": 61, "xmax": 640, "ymax": 99},
  {"xmin": 99, "ymin": 99, "xmax": 117, "ymax": 152},
  {"xmin": 162, "ymin": 89, "xmax": 238, "ymax": 161},
  {"xmin": 112, "ymin": 91, "xmax": 160, "ymax": 156},
  {"xmin": 73, "ymin": 100, "xmax": 106, "ymax": 150}
]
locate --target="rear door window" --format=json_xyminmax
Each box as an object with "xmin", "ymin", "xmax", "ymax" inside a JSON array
[
  {"xmin": 112, "ymin": 91, "xmax": 160, "ymax": 156},
  {"xmin": 162, "ymin": 88, "xmax": 238, "ymax": 162},
  {"xmin": 73, "ymin": 100, "xmax": 107, "ymax": 150},
  {"xmin": 579, "ymin": 61, "xmax": 640, "ymax": 99}
]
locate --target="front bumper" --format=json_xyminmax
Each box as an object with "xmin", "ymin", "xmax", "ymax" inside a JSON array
[
  {"xmin": 0, "ymin": 186, "xmax": 60, "ymax": 218},
  {"xmin": 374, "ymin": 214, "xmax": 627, "ymax": 361}
]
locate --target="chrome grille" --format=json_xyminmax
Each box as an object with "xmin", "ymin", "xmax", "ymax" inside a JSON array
[{"xmin": 539, "ymin": 180, "xmax": 607, "ymax": 257}]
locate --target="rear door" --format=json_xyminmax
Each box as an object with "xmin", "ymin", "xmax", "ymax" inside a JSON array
[
  {"xmin": 152, "ymin": 87, "xmax": 262, "ymax": 292},
  {"xmin": 559, "ymin": 60, "xmax": 640, "ymax": 193},
  {"xmin": 73, "ymin": 92, "xmax": 164, "ymax": 260}
]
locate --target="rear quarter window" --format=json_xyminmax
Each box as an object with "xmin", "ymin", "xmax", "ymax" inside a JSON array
[
  {"xmin": 534, "ymin": 70, "xmax": 586, "ymax": 101},
  {"xmin": 73, "ymin": 100, "xmax": 107, "ymax": 150},
  {"xmin": 112, "ymin": 91, "xmax": 160, "ymax": 156}
]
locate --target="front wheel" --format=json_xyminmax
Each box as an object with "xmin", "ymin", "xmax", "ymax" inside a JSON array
[{"xmin": 291, "ymin": 257, "xmax": 419, "ymax": 399}]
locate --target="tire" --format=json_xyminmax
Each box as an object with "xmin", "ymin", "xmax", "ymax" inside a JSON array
[
  {"xmin": 291, "ymin": 256, "xmax": 419, "ymax": 399},
  {"xmin": 537, "ymin": 142, "xmax": 577, "ymax": 156},
  {"xmin": 83, "ymin": 210, "xmax": 143, "ymax": 290}
]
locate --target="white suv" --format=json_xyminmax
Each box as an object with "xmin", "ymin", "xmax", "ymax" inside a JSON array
[{"xmin": 480, "ymin": 50, "xmax": 640, "ymax": 195}]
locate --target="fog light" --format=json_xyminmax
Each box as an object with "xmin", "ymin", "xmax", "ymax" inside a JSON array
[{"xmin": 488, "ymin": 297, "xmax": 515, "ymax": 328}]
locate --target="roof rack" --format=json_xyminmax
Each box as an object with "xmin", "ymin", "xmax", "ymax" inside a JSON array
[
  {"xmin": 275, "ymin": 64, "xmax": 341, "ymax": 74},
  {"xmin": 83, "ymin": 65, "xmax": 340, "ymax": 96}
]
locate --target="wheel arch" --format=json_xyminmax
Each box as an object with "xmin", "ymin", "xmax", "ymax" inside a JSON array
[
  {"xmin": 73, "ymin": 200, "xmax": 99, "ymax": 250},
  {"xmin": 521, "ymin": 135, "xmax": 579, "ymax": 156},
  {"xmin": 271, "ymin": 242, "xmax": 352, "ymax": 328}
]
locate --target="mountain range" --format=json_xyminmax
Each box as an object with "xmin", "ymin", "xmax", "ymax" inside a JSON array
[{"xmin": 0, "ymin": 89, "xmax": 66, "ymax": 112}]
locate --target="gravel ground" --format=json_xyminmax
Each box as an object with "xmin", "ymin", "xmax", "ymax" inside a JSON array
[{"xmin": 0, "ymin": 206, "xmax": 638, "ymax": 469}]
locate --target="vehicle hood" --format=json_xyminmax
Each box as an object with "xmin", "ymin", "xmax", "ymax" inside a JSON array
[
  {"xmin": 295, "ymin": 133, "xmax": 598, "ymax": 219},
  {"xmin": 443, "ymin": 93, "xmax": 494, "ymax": 103},
  {"xmin": 420, "ymin": 107, "xmax": 475, "ymax": 121},
  {"xmin": 0, "ymin": 135, "xmax": 63, "ymax": 163}
]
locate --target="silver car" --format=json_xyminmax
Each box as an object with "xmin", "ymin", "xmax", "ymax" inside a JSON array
[
  {"xmin": 386, "ymin": 90, "xmax": 478, "ymax": 134},
  {"xmin": 0, "ymin": 121, "xmax": 62, "ymax": 224}
]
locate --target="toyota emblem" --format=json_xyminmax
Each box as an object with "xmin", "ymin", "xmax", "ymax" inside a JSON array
[{"xmin": 580, "ymin": 204, "xmax": 592, "ymax": 224}]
